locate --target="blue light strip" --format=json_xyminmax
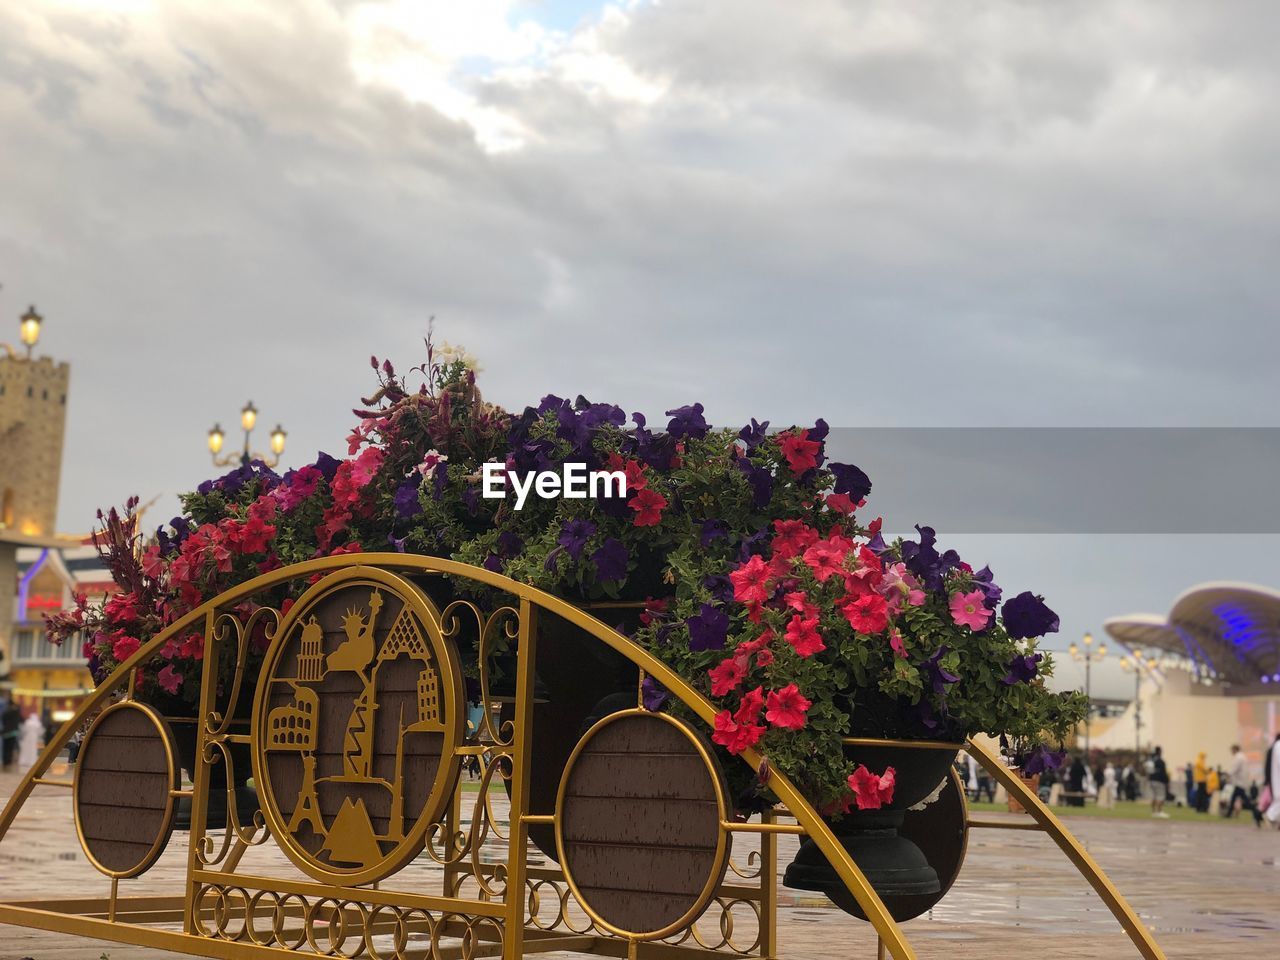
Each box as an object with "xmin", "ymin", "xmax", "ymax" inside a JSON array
[{"xmin": 16, "ymin": 548, "xmax": 49, "ymax": 622}]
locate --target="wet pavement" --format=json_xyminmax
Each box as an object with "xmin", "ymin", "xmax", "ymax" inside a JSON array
[{"xmin": 1, "ymin": 765, "xmax": 1276, "ymax": 959}]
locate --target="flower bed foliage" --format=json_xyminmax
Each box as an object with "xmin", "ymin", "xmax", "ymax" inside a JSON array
[{"xmin": 48, "ymin": 340, "xmax": 1086, "ymax": 813}]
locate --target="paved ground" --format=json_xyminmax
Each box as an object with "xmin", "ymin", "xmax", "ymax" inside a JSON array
[{"xmin": 1, "ymin": 764, "xmax": 1276, "ymax": 959}]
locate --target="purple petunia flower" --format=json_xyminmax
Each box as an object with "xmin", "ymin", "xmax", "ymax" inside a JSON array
[
  {"xmin": 687, "ymin": 603, "xmax": 730, "ymax": 652},
  {"xmin": 1002, "ymin": 653, "xmax": 1043, "ymax": 685},
  {"xmin": 591, "ymin": 538, "xmax": 629, "ymax": 583},
  {"xmin": 901, "ymin": 525, "xmax": 960, "ymax": 593},
  {"xmin": 496, "ymin": 531, "xmax": 523, "ymax": 557},
  {"xmin": 972, "ymin": 565, "xmax": 1002, "ymax": 608},
  {"xmin": 1021, "ymin": 744, "xmax": 1066, "ymax": 777},
  {"xmin": 828, "ymin": 461, "xmax": 872, "ymax": 502},
  {"xmin": 699, "ymin": 519, "xmax": 729, "ymax": 547},
  {"xmin": 461, "ymin": 487, "xmax": 482, "ymax": 517},
  {"xmin": 558, "ymin": 519, "xmax": 597, "ymax": 561},
  {"xmin": 923, "ymin": 646, "xmax": 961, "ymax": 695},
  {"xmin": 703, "ymin": 574, "xmax": 734, "ymax": 605},
  {"xmin": 394, "ymin": 477, "xmax": 423, "ymax": 518},
  {"xmin": 313, "ymin": 452, "xmax": 341, "ymax": 481},
  {"xmin": 665, "ymin": 403, "xmax": 708, "ymax": 440},
  {"xmin": 1001, "ymin": 591, "xmax": 1060, "ymax": 640},
  {"xmin": 641, "ymin": 676, "xmax": 669, "ymax": 712},
  {"xmin": 387, "ymin": 532, "xmax": 408, "ymax": 553},
  {"xmin": 738, "ymin": 419, "xmax": 770, "ymax": 450},
  {"xmin": 735, "ymin": 458, "xmax": 773, "ymax": 509}
]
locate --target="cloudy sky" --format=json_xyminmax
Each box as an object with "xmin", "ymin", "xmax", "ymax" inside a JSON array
[{"xmin": 3, "ymin": 0, "xmax": 1278, "ymax": 696}]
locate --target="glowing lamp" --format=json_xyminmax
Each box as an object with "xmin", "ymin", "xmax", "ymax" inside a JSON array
[{"xmin": 240, "ymin": 401, "xmax": 258, "ymax": 433}]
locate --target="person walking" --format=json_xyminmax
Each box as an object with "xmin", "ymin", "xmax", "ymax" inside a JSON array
[
  {"xmin": 1101, "ymin": 760, "xmax": 1118, "ymax": 809},
  {"xmin": 1, "ymin": 699, "xmax": 20, "ymax": 771},
  {"xmin": 1264, "ymin": 732, "xmax": 1280, "ymax": 827},
  {"xmin": 1066, "ymin": 754, "xmax": 1087, "ymax": 807},
  {"xmin": 1150, "ymin": 746, "xmax": 1170, "ymax": 818},
  {"xmin": 1194, "ymin": 752, "xmax": 1210, "ymax": 812},
  {"xmin": 1227, "ymin": 744, "xmax": 1263, "ymax": 826},
  {"xmin": 17, "ymin": 709, "xmax": 43, "ymax": 770}
]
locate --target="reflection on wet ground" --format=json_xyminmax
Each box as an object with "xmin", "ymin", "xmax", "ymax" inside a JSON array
[{"xmin": 2, "ymin": 769, "xmax": 1276, "ymax": 958}]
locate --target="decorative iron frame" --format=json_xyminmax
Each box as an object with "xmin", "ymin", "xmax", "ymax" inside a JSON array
[{"xmin": 0, "ymin": 553, "xmax": 1168, "ymax": 960}]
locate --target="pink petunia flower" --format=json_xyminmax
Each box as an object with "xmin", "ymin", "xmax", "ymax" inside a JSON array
[{"xmin": 950, "ymin": 589, "xmax": 992, "ymax": 630}]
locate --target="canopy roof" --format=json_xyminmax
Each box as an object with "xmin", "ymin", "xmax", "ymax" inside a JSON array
[{"xmin": 1105, "ymin": 582, "xmax": 1280, "ymax": 685}]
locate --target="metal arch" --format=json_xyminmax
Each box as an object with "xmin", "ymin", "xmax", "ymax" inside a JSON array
[
  {"xmin": 963, "ymin": 738, "xmax": 1166, "ymax": 960},
  {"xmin": 0, "ymin": 551, "xmax": 1170, "ymax": 960}
]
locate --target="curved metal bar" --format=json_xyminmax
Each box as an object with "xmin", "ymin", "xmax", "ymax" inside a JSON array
[{"xmin": 964, "ymin": 738, "xmax": 1167, "ymax": 960}]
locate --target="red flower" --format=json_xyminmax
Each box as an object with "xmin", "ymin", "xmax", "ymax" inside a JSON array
[
  {"xmin": 765, "ymin": 683, "xmax": 811, "ymax": 730},
  {"xmin": 156, "ymin": 664, "xmax": 183, "ymax": 695},
  {"xmin": 709, "ymin": 657, "xmax": 747, "ymax": 696},
  {"xmin": 111, "ymin": 634, "xmax": 140, "ymax": 662},
  {"xmin": 888, "ymin": 627, "xmax": 908, "ymax": 659},
  {"xmin": 756, "ymin": 647, "xmax": 774, "ymax": 666},
  {"xmin": 141, "ymin": 544, "xmax": 165, "ymax": 579},
  {"xmin": 824, "ymin": 492, "xmax": 859, "ymax": 514},
  {"xmin": 783, "ymin": 615, "xmax": 826, "ymax": 657},
  {"xmin": 607, "ymin": 452, "xmax": 648, "ymax": 492},
  {"xmin": 730, "ymin": 555, "xmax": 771, "ymax": 605},
  {"xmin": 802, "ymin": 539, "xmax": 847, "ymax": 583},
  {"xmin": 178, "ymin": 633, "xmax": 204, "ymax": 660},
  {"xmin": 104, "ymin": 592, "xmax": 140, "ymax": 624},
  {"xmin": 737, "ymin": 627, "xmax": 774, "ymax": 656},
  {"xmin": 779, "ymin": 430, "xmax": 821, "ymax": 475},
  {"xmin": 629, "ymin": 487, "xmax": 668, "ymax": 527},
  {"xmin": 736, "ymin": 686, "xmax": 765, "ymax": 724},
  {"xmin": 847, "ymin": 765, "xmax": 896, "ymax": 811},
  {"xmin": 771, "ymin": 519, "xmax": 820, "ymax": 560},
  {"xmin": 784, "ymin": 591, "xmax": 819, "ymax": 620},
  {"xmin": 712, "ymin": 709, "xmax": 766, "ymax": 755},
  {"xmin": 839, "ymin": 593, "xmax": 890, "ymax": 635}
]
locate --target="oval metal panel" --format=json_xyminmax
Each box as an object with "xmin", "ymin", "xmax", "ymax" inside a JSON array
[
  {"xmin": 251, "ymin": 567, "xmax": 464, "ymax": 886},
  {"xmin": 556, "ymin": 709, "xmax": 731, "ymax": 940},
  {"xmin": 73, "ymin": 701, "xmax": 179, "ymax": 878}
]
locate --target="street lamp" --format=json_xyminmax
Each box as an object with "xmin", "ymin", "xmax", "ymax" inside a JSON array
[
  {"xmin": 208, "ymin": 401, "xmax": 287, "ymax": 468},
  {"xmin": 1, "ymin": 303, "xmax": 43, "ymax": 359},
  {"xmin": 1067, "ymin": 631, "xmax": 1108, "ymax": 755},
  {"xmin": 1119, "ymin": 649, "xmax": 1161, "ymax": 761}
]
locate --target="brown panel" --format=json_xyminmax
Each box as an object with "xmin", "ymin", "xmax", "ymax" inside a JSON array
[
  {"xmin": 73, "ymin": 702, "xmax": 178, "ymax": 878},
  {"xmin": 253, "ymin": 574, "xmax": 463, "ymax": 885},
  {"xmin": 557, "ymin": 711, "xmax": 730, "ymax": 940}
]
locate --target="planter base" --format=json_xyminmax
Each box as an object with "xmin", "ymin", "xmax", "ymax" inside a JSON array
[
  {"xmin": 783, "ymin": 816, "xmax": 941, "ymax": 907},
  {"xmin": 175, "ymin": 783, "xmax": 260, "ymax": 831}
]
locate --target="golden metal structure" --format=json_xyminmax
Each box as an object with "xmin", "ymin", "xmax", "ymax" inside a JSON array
[{"xmin": 0, "ymin": 553, "xmax": 1169, "ymax": 960}]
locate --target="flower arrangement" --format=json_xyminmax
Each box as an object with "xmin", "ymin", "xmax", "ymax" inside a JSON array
[{"xmin": 48, "ymin": 337, "xmax": 1086, "ymax": 812}]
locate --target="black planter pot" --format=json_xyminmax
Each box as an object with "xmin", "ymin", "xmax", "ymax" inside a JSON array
[
  {"xmin": 171, "ymin": 720, "xmax": 261, "ymax": 831},
  {"xmin": 783, "ymin": 743, "xmax": 959, "ymax": 912}
]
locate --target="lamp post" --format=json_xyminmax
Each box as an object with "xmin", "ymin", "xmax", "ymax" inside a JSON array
[
  {"xmin": 1, "ymin": 304, "xmax": 42, "ymax": 359},
  {"xmin": 208, "ymin": 401, "xmax": 287, "ymax": 468},
  {"xmin": 1119, "ymin": 649, "xmax": 1160, "ymax": 761},
  {"xmin": 1067, "ymin": 631, "xmax": 1108, "ymax": 755}
]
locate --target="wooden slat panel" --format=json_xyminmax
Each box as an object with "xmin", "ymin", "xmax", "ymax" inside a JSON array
[
  {"xmin": 559, "ymin": 713, "xmax": 729, "ymax": 938},
  {"xmin": 74, "ymin": 704, "xmax": 176, "ymax": 877}
]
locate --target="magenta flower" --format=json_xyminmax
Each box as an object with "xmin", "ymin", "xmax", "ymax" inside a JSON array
[{"xmin": 949, "ymin": 589, "xmax": 992, "ymax": 630}]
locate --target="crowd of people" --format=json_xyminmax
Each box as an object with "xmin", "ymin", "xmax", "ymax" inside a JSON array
[{"xmin": 965, "ymin": 734, "xmax": 1280, "ymax": 828}]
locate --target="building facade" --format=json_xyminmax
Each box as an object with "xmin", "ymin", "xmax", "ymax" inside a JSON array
[{"xmin": 6, "ymin": 546, "xmax": 109, "ymax": 722}]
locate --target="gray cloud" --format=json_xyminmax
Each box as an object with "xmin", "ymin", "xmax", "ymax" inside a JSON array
[{"xmin": 1, "ymin": 0, "xmax": 1277, "ymax": 679}]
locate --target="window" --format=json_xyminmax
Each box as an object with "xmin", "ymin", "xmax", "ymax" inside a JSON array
[{"xmin": 11, "ymin": 628, "xmax": 84, "ymax": 664}]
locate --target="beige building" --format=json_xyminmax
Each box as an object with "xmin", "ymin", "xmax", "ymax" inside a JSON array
[
  {"xmin": 1104, "ymin": 583, "xmax": 1280, "ymax": 785},
  {"xmin": 1, "ymin": 309, "xmax": 80, "ymax": 695}
]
